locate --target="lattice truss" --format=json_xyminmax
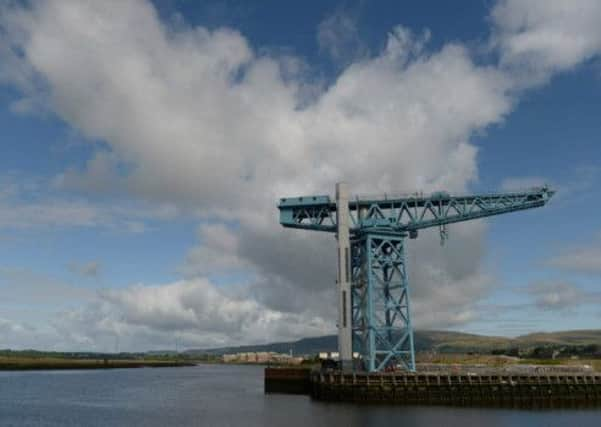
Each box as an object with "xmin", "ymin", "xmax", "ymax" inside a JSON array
[
  {"xmin": 280, "ymin": 189, "xmax": 552, "ymax": 233},
  {"xmin": 351, "ymin": 233, "xmax": 415, "ymax": 372}
]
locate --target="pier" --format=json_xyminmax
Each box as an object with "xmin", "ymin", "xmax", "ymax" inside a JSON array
[{"xmin": 265, "ymin": 367, "xmax": 601, "ymax": 406}]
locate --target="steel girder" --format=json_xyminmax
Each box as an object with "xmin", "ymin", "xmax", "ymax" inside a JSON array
[
  {"xmin": 278, "ymin": 186, "xmax": 555, "ymax": 233},
  {"xmin": 351, "ymin": 232, "xmax": 415, "ymax": 372}
]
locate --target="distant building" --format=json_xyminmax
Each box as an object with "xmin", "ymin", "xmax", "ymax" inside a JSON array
[
  {"xmin": 256, "ymin": 352, "xmax": 271, "ymax": 363},
  {"xmin": 318, "ymin": 351, "xmax": 360, "ymax": 360},
  {"xmin": 222, "ymin": 354, "xmax": 237, "ymax": 363},
  {"xmin": 221, "ymin": 351, "xmax": 303, "ymax": 365}
]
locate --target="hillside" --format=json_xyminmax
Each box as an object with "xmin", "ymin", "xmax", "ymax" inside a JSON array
[
  {"xmin": 185, "ymin": 329, "xmax": 601, "ymax": 356},
  {"xmin": 515, "ymin": 330, "xmax": 601, "ymax": 346}
]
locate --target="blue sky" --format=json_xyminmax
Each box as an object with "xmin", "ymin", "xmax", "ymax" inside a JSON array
[{"xmin": 0, "ymin": 0, "xmax": 600, "ymax": 351}]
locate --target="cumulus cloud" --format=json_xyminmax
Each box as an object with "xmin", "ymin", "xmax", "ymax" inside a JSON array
[
  {"xmin": 0, "ymin": 0, "xmax": 600, "ymax": 349},
  {"xmin": 52, "ymin": 278, "xmax": 333, "ymax": 350},
  {"xmin": 0, "ymin": 0, "xmax": 512, "ymax": 212},
  {"xmin": 0, "ymin": 318, "xmax": 62, "ymax": 351},
  {"xmin": 180, "ymin": 223, "xmax": 252, "ymax": 277},
  {"xmin": 492, "ymin": 0, "xmax": 601, "ymax": 85}
]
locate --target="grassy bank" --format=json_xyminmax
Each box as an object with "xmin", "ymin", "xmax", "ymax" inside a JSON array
[
  {"xmin": 0, "ymin": 356, "xmax": 195, "ymax": 371},
  {"xmin": 415, "ymin": 353, "xmax": 601, "ymax": 371}
]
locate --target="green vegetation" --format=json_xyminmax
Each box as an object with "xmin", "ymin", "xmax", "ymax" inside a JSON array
[
  {"xmin": 2, "ymin": 329, "xmax": 599, "ymax": 371},
  {"xmin": 517, "ymin": 358, "xmax": 564, "ymax": 365},
  {"xmin": 0, "ymin": 350, "xmax": 199, "ymax": 370},
  {"xmin": 419, "ymin": 330, "xmax": 601, "ymax": 356},
  {"xmin": 516, "ymin": 330, "xmax": 601, "ymax": 346},
  {"xmin": 184, "ymin": 329, "xmax": 601, "ymax": 358}
]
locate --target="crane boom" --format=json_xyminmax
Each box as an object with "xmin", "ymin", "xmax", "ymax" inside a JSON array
[{"xmin": 279, "ymin": 186, "xmax": 554, "ymax": 234}]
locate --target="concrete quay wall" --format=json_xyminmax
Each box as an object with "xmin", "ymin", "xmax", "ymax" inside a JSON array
[
  {"xmin": 310, "ymin": 372, "xmax": 601, "ymax": 406},
  {"xmin": 264, "ymin": 367, "xmax": 311, "ymax": 394}
]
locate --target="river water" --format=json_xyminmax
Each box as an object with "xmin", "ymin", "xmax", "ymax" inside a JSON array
[{"xmin": 0, "ymin": 364, "xmax": 599, "ymax": 426}]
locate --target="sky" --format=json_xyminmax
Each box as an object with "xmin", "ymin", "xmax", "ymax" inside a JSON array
[{"xmin": 0, "ymin": 0, "xmax": 600, "ymax": 352}]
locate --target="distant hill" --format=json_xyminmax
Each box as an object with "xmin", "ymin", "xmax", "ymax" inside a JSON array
[
  {"xmin": 515, "ymin": 330, "xmax": 601, "ymax": 346},
  {"xmin": 184, "ymin": 329, "xmax": 601, "ymax": 356},
  {"xmin": 184, "ymin": 335, "xmax": 337, "ymax": 357}
]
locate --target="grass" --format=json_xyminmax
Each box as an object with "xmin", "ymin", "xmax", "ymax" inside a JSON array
[
  {"xmin": 416, "ymin": 353, "xmax": 518, "ymax": 366},
  {"xmin": 517, "ymin": 358, "xmax": 563, "ymax": 365},
  {"xmin": 516, "ymin": 330, "xmax": 601, "ymax": 346},
  {"xmin": 0, "ymin": 356, "xmax": 195, "ymax": 371},
  {"xmin": 517, "ymin": 358, "xmax": 601, "ymax": 371},
  {"xmin": 416, "ymin": 353, "xmax": 601, "ymax": 372}
]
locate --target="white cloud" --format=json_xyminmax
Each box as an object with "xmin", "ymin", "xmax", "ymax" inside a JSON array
[
  {"xmin": 0, "ymin": 198, "xmax": 106, "ymax": 229},
  {"xmin": 545, "ymin": 228, "xmax": 601, "ymax": 275},
  {"xmin": 526, "ymin": 281, "xmax": 590, "ymax": 311},
  {"xmin": 548, "ymin": 245, "xmax": 601, "ymax": 274},
  {"xmin": 0, "ymin": 0, "xmax": 600, "ymax": 349},
  {"xmin": 492, "ymin": 0, "xmax": 601, "ymax": 85},
  {"xmin": 0, "ymin": 0, "xmax": 512, "ymax": 214},
  {"xmin": 53, "ymin": 278, "xmax": 334, "ymax": 350},
  {"xmin": 0, "ymin": 175, "xmax": 180, "ymax": 231},
  {"xmin": 500, "ymin": 176, "xmax": 548, "ymax": 192},
  {"xmin": 180, "ymin": 223, "xmax": 252, "ymax": 277},
  {"xmin": 0, "ymin": 317, "xmax": 28, "ymax": 334},
  {"xmin": 0, "ymin": 267, "xmax": 94, "ymax": 306},
  {"xmin": 317, "ymin": 7, "xmax": 369, "ymax": 66}
]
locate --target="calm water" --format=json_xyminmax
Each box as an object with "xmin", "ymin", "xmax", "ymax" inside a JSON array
[{"xmin": 0, "ymin": 364, "xmax": 599, "ymax": 426}]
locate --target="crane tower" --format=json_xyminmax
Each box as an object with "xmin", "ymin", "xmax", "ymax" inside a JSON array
[{"xmin": 278, "ymin": 183, "xmax": 554, "ymax": 372}]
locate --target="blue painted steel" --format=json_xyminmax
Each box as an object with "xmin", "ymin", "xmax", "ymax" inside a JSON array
[
  {"xmin": 278, "ymin": 186, "xmax": 554, "ymax": 372},
  {"xmin": 279, "ymin": 195, "xmax": 331, "ymax": 207},
  {"xmin": 351, "ymin": 232, "xmax": 415, "ymax": 371},
  {"xmin": 278, "ymin": 186, "xmax": 554, "ymax": 233}
]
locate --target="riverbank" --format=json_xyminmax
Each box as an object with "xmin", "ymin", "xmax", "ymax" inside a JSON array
[{"xmin": 0, "ymin": 356, "xmax": 195, "ymax": 370}]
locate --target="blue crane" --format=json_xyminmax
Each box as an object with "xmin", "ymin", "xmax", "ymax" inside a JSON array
[{"xmin": 278, "ymin": 183, "xmax": 555, "ymax": 372}]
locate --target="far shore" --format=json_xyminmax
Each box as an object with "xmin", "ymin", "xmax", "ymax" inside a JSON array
[{"xmin": 0, "ymin": 357, "xmax": 196, "ymax": 371}]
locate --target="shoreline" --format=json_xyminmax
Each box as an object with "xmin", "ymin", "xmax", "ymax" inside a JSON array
[{"xmin": 0, "ymin": 358, "xmax": 196, "ymax": 371}]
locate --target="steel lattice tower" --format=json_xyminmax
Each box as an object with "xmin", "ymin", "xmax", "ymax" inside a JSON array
[
  {"xmin": 351, "ymin": 232, "xmax": 414, "ymax": 371},
  {"xmin": 278, "ymin": 183, "xmax": 554, "ymax": 372}
]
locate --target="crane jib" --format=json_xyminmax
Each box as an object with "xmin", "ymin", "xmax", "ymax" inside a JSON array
[{"xmin": 279, "ymin": 187, "xmax": 554, "ymax": 233}]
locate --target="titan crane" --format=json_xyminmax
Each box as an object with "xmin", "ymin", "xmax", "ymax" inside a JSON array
[{"xmin": 278, "ymin": 183, "xmax": 554, "ymax": 372}]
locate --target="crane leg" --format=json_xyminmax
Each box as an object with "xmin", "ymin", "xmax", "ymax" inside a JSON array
[{"xmin": 352, "ymin": 232, "xmax": 415, "ymax": 372}]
